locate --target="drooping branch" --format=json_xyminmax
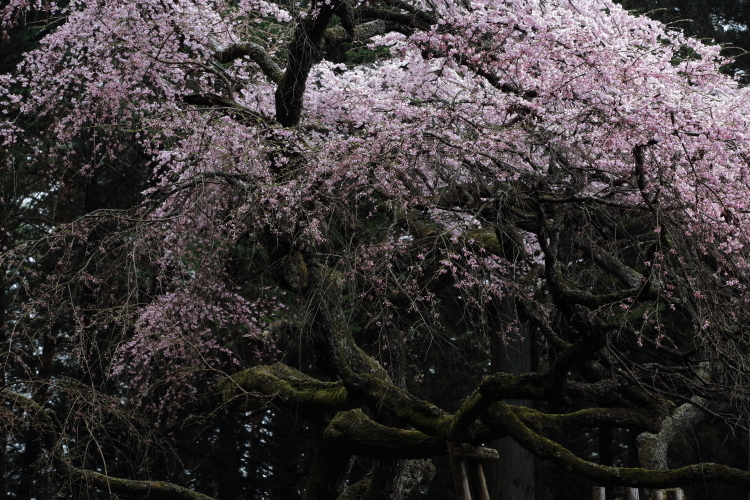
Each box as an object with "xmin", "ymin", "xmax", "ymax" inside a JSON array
[{"xmin": 1, "ymin": 389, "xmax": 217, "ymax": 500}]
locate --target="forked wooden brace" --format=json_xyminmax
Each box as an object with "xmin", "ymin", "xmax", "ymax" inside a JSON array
[{"xmin": 447, "ymin": 442, "xmax": 499, "ymax": 500}]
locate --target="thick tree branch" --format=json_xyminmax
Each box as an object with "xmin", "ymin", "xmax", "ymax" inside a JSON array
[
  {"xmin": 221, "ymin": 360, "xmax": 638, "ymax": 444},
  {"xmin": 307, "ymin": 264, "xmax": 389, "ymax": 380},
  {"xmin": 60, "ymin": 463, "xmax": 217, "ymax": 500},
  {"xmin": 358, "ymin": 6, "xmax": 433, "ymax": 31},
  {"xmin": 219, "ymin": 363, "xmax": 358, "ymax": 418},
  {"xmin": 323, "ymin": 19, "xmax": 413, "ymax": 49},
  {"xmin": 492, "ymin": 401, "xmax": 750, "ymax": 489},
  {"xmin": 488, "ymin": 405, "xmax": 661, "ymax": 439},
  {"xmin": 325, "ymin": 409, "xmax": 445, "ymax": 458},
  {"xmin": 637, "ymin": 396, "xmax": 708, "ymax": 471},
  {"xmin": 548, "ymin": 333, "xmax": 605, "ymax": 403},
  {"xmin": 275, "ymin": 1, "xmax": 340, "ymax": 126},
  {"xmin": 182, "ymin": 92, "xmax": 274, "ymax": 125},
  {"xmin": 538, "ymin": 214, "xmax": 646, "ymax": 309},
  {"xmin": 575, "ymin": 239, "xmax": 645, "ymax": 289},
  {"xmin": 214, "ymin": 42, "xmax": 284, "ymax": 84},
  {"xmin": 380, "ymin": 0, "xmax": 437, "ymax": 25},
  {"xmin": 301, "ymin": 435, "xmax": 354, "ymax": 500}
]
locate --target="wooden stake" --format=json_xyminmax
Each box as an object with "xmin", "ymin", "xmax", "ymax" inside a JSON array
[
  {"xmin": 468, "ymin": 461, "xmax": 491, "ymax": 500},
  {"xmin": 448, "ymin": 441, "xmax": 497, "ymax": 500},
  {"xmin": 593, "ymin": 486, "xmax": 605, "ymax": 500},
  {"xmin": 448, "ymin": 442, "xmax": 473, "ymax": 500}
]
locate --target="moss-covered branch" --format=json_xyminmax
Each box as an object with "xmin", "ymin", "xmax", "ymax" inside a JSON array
[
  {"xmin": 59, "ymin": 463, "xmax": 217, "ymax": 500},
  {"xmin": 220, "ymin": 362, "xmax": 641, "ymax": 446},
  {"xmin": 486, "ymin": 405, "xmax": 661, "ymax": 439},
  {"xmin": 324, "ymin": 410, "xmax": 445, "ymax": 458},
  {"xmin": 492, "ymin": 401, "xmax": 750, "ymax": 489},
  {"xmin": 219, "ymin": 363, "xmax": 358, "ymax": 419}
]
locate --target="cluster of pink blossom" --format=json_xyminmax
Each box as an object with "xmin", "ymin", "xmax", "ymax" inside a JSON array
[{"xmin": 3, "ymin": 0, "xmax": 750, "ymax": 404}]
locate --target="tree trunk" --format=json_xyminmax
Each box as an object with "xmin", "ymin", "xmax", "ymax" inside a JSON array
[
  {"xmin": 490, "ymin": 300, "xmax": 535, "ymax": 500},
  {"xmin": 217, "ymin": 414, "xmax": 242, "ymax": 500},
  {"xmin": 628, "ymin": 428, "xmax": 645, "ymax": 500},
  {"xmin": 365, "ymin": 459, "xmax": 434, "ymax": 500},
  {"xmin": 1, "ymin": 220, "xmax": 6, "ymax": 500},
  {"xmin": 16, "ymin": 333, "xmax": 54, "ymax": 500},
  {"xmin": 302, "ymin": 436, "xmax": 353, "ymax": 500},
  {"xmin": 599, "ymin": 426, "xmax": 614, "ymax": 500}
]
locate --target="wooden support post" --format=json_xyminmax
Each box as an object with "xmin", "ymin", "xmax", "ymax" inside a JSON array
[
  {"xmin": 651, "ymin": 491, "xmax": 664, "ymax": 500},
  {"xmin": 468, "ymin": 461, "xmax": 491, "ymax": 500},
  {"xmin": 448, "ymin": 442, "xmax": 499, "ymax": 500},
  {"xmin": 625, "ymin": 487, "xmax": 640, "ymax": 500},
  {"xmin": 593, "ymin": 486, "xmax": 606, "ymax": 500},
  {"xmin": 448, "ymin": 443, "xmax": 472, "ymax": 500}
]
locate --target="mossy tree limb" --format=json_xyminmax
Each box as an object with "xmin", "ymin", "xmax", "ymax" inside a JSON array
[
  {"xmin": 219, "ymin": 367, "xmax": 661, "ymax": 458},
  {"xmin": 324, "ymin": 409, "xmax": 445, "ymax": 458},
  {"xmin": 218, "ymin": 363, "xmax": 358, "ymax": 420},
  {"xmin": 492, "ymin": 401, "xmax": 750, "ymax": 489}
]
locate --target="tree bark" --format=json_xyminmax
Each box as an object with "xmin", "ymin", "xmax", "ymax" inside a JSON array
[
  {"xmin": 629, "ymin": 428, "xmax": 645, "ymax": 500},
  {"xmin": 217, "ymin": 414, "xmax": 241, "ymax": 500},
  {"xmin": 490, "ymin": 301, "xmax": 535, "ymax": 500},
  {"xmin": 302, "ymin": 437, "xmax": 353, "ymax": 500},
  {"xmin": 365, "ymin": 459, "xmax": 434, "ymax": 500},
  {"xmin": 599, "ymin": 426, "xmax": 614, "ymax": 500},
  {"xmin": 16, "ymin": 332, "xmax": 54, "ymax": 500},
  {"xmin": 637, "ymin": 397, "xmax": 707, "ymax": 471},
  {"xmin": 0, "ymin": 430, "xmax": 5, "ymax": 500}
]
